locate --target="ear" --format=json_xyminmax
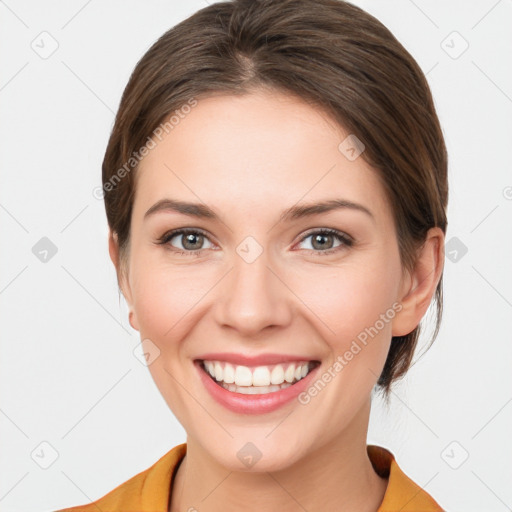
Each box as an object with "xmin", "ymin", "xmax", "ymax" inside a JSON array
[
  {"xmin": 108, "ymin": 229, "xmax": 139, "ymax": 331},
  {"xmin": 392, "ymin": 227, "xmax": 445, "ymax": 337}
]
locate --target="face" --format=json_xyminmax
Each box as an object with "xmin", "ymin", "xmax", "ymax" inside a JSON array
[{"xmin": 117, "ymin": 89, "xmax": 412, "ymax": 471}]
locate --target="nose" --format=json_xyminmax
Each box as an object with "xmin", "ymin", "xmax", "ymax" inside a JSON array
[{"xmin": 213, "ymin": 246, "xmax": 293, "ymax": 338}]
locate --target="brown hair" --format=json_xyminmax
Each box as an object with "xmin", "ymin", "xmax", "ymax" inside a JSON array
[{"xmin": 102, "ymin": 0, "xmax": 448, "ymax": 398}]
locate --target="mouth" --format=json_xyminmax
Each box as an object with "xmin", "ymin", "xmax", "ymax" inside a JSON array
[{"xmin": 196, "ymin": 359, "xmax": 321, "ymax": 395}]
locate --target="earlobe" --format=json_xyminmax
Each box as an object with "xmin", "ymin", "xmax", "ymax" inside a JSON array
[
  {"xmin": 108, "ymin": 229, "xmax": 139, "ymax": 331},
  {"xmin": 128, "ymin": 310, "xmax": 140, "ymax": 331},
  {"xmin": 392, "ymin": 227, "xmax": 445, "ymax": 337},
  {"xmin": 108, "ymin": 229, "xmax": 120, "ymax": 269}
]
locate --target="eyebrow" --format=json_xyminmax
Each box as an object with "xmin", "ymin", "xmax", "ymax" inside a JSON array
[{"xmin": 144, "ymin": 198, "xmax": 375, "ymax": 223}]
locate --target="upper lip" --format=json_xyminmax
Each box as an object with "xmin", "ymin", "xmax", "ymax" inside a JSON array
[{"xmin": 195, "ymin": 352, "xmax": 320, "ymax": 366}]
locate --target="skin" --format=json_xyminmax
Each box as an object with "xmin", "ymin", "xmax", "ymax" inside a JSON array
[{"xmin": 109, "ymin": 89, "xmax": 444, "ymax": 512}]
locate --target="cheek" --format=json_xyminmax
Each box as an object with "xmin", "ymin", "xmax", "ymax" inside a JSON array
[
  {"xmin": 130, "ymin": 259, "xmax": 215, "ymax": 342},
  {"xmin": 129, "ymin": 262, "xmax": 209, "ymax": 416},
  {"xmin": 292, "ymin": 256, "xmax": 401, "ymax": 359},
  {"xmin": 291, "ymin": 264, "xmax": 401, "ymax": 416}
]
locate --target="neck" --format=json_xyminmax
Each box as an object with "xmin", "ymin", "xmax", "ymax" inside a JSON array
[{"xmin": 169, "ymin": 398, "xmax": 388, "ymax": 512}]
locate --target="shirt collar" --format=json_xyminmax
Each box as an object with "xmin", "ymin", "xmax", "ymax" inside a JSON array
[
  {"xmin": 367, "ymin": 444, "xmax": 443, "ymax": 511},
  {"xmin": 141, "ymin": 443, "xmax": 442, "ymax": 511}
]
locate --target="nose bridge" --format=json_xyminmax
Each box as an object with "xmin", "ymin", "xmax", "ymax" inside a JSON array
[{"xmin": 214, "ymin": 239, "xmax": 292, "ymax": 335}]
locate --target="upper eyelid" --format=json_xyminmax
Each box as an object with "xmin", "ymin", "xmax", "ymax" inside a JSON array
[
  {"xmin": 159, "ymin": 227, "xmax": 352, "ymax": 249},
  {"xmin": 160, "ymin": 227, "xmax": 215, "ymax": 246},
  {"xmin": 299, "ymin": 227, "xmax": 352, "ymax": 240}
]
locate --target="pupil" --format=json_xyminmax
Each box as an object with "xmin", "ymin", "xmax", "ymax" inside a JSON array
[
  {"xmin": 184, "ymin": 233, "xmax": 202, "ymax": 250},
  {"xmin": 313, "ymin": 234, "xmax": 332, "ymax": 250}
]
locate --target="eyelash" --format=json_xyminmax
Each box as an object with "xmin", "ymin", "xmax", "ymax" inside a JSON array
[{"xmin": 156, "ymin": 227, "xmax": 354, "ymax": 257}]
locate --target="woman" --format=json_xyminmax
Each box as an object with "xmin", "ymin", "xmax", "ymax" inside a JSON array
[{"xmin": 58, "ymin": 0, "xmax": 447, "ymax": 510}]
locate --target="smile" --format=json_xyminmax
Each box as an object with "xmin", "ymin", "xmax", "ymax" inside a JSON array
[{"xmin": 199, "ymin": 359, "xmax": 321, "ymax": 395}]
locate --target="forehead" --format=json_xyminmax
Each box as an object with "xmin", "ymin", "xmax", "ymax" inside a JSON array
[{"xmin": 133, "ymin": 90, "xmax": 392, "ymax": 225}]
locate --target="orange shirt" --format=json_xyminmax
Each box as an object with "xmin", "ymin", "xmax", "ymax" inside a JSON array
[{"xmin": 56, "ymin": 443, "xmax": 443, "ymax": 511}]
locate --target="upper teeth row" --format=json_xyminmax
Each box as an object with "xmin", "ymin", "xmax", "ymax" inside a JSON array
[{"xmin": 203, "ymin": 360, "xmax": 311, "ymax": 387}]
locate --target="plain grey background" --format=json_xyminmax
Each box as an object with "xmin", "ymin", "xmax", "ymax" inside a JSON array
[{"xmin": 1, "ymin": 1, "xmax": 511, "ymax": 511}]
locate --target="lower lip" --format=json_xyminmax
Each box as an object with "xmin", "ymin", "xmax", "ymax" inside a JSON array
[{"xmin": 195, "ymin": 360, "xmax": 320, "ymax": 415}]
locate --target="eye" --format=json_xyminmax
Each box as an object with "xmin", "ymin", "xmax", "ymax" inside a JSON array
[
  {"xmin": 157, "ymin": 228, "xmax": 215, "ymax": 255},
  {"xmin": 156, "ymin": 227, "xmax": 353, "ymax": 257},
  {"xmin": 296, "ymin": 228, "xmax": 353, "ymax": 255}
]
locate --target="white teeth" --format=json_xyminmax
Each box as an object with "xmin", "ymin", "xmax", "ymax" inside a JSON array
[
  {"xmin": 270, "ymin": 365, "xmax": 285, "ymax": 385},
  {"xmin": 234, "ymin": 365, "xmax": 253, "ymax": 386},
  {"xmin": 223, "ymin": 363, "xmax": 235, "ymax": 384},
  {"xmin": 214, "ymin": 361, "xmax": 223, "ymax": 381},
  {"xmin": 252, "ymin": 366, "xmax": 271, "ymax": 386},
  {"xmin": 284, "ymin": 364, "xmax": 295, "ymax": 383},
  {"xmin": 221, "ymin": 382, "xmax": 293, "ymax": 394},
  {"xmin": 201, "ymin": 360, "xmax": 316, "ymax": 391}
]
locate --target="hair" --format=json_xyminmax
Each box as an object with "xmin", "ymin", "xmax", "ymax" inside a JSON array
[{"xmin": 102, "ymin": 0, "xmax": 448, "ymax": 398}]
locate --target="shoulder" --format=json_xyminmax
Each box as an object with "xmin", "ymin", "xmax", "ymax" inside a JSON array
[
  {"xmin": 368, "ymin": 445, "xmax": 445, "ymax": 512},
  {"xmin": 55, "ymin": 443, "xmax": 187, "ymax": 512}
]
